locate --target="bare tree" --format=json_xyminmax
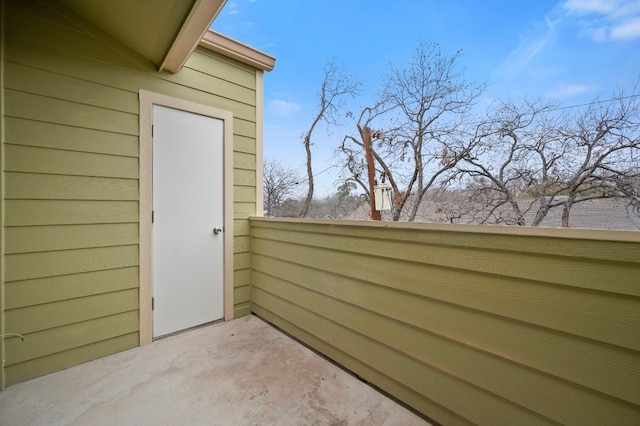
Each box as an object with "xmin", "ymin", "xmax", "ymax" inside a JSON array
[
  {"xmin": 455, "ymin": 99, "xmax": 566, "ymax": 226},
  {"xmin": 263, "ymin": 159, "xmax": 301, "ymax": 217},
  {"xmin": 455, "ymin": 85, "xmax": 640, "ymax": 227},
  {"xmin": 298, "ymin": 59, "xmax": 362, "ymax": 217},
  {"xmin": 337, "ymin": 104, "xmax": 396, "ymax": 220},
  {"xmin": 338, "ymin": 41, "xmax": 485, "ymax": 221},
  {"xmin": 554, "ymin": 88, "xmax": 640, "ymax": 227}
]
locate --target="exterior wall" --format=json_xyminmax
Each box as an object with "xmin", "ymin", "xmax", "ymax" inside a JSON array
[
  {"xmin": 0, "ymin": 0, "xmax": 6, "ymax": 391},
  {"xmin": 250, "ymin": 217, "xmax": 640, "ymax": 426},
  {"xmin": 1, "ymin": 0, "xmax": 259, "ymax": 386}
]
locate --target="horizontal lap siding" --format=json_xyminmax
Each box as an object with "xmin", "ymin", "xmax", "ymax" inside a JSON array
[
  {"xmin": 3, "ymin": 0, "xmax": 258, "ymax": 385},
  {"xmin": 250, "ymin": 218, "xmax": 640, "ymax": 426},
  {"xmin": 232, "ymin": 126, "xmax": 257, "ymax": 317}
]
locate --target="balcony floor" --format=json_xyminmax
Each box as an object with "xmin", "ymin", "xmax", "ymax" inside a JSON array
[{"xmin": 0, "ymin": 315, "xmax": 429, "ymax": 425}]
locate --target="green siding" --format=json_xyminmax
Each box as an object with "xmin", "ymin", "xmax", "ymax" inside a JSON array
[
  {"xmin": 0, "ymin": 0, "xmax": 5, "ymax": 390},
  {"xmin": 4, "ymin": 268, "xmax": 139, "ymax": 309},
  {"xmin": 5, "ymin": 172, "xmax": 139, "ymax": 200},
  {"xmin": 5, "ymin": 224, "xmax": 139, "ymax": 254},
  {"xmin": 5, "ymin": 200, "xmax": 139, "ymax": 226},
  {"xmin": 250, "ymin": 218, "xmax": 640, "ymax": 426},
  {"xmin": 5, "ymin": 145, "xmax": 139, "ymax": 178},
  {"xmin": 2, "ymin": 0, "xmax": 259, "ymax": 385},
  {"xmin": 5, "ymin": 117, "xmax": 139, "ymax": 157},
  {"xmin": 5, "ymin": 246, "xmax": 139, "ymax": 282},
  {"xmin": 5, "ymin": 318, "xmax": 139, "ymax": 385}
]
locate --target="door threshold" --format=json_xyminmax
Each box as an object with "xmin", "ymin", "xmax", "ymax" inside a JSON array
[{"xmin": 153, "ymin": 318, "xmax": 225, "ymax": 341}]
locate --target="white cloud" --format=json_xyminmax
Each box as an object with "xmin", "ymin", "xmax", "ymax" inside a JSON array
[
  {"xmin": 226, "ymin": 2, "xmax": 240, "ymax": 15},
  {"xmin": 498, "ymin": 17, "xmax": 558, "ymax": 75},
  {"xmin": 268, "ymin": 99, "xmax": 301, "ymax": 117},
  {"xmin": 611, "ymin": 16, "xmax": 640, "ymax": 39},
  {"xmin": 561, "ymin": 0, "xmax": 640, "ymax": 41},
  {"xmin": 546, "ymin": 83, "xmax": 594, "ymax": 98},
  {"xmin": 562, "ymin": 0, "xmax": 616, "ymax": 15}
]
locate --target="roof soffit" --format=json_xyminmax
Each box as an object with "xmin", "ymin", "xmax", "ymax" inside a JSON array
[{"xmin": 58, "ymin": 0, "xmax": 226, "ymax": 72}]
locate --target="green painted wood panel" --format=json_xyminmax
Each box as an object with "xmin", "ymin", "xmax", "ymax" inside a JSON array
[
  {"xmin": 252, "ymin": 253, "xmax": 640, "ymax": 405},
  {"xmin": 234, "ymin": 135, "xmax": 258, "ymax": 155},
  {"xmin": 5, "ymin": 144, "xmax": 138, "ymax": 179},
  {"xmin": 234, "ymin": 186, "xmax": 256, "ymax": 203},
  {"xmin": 234, "ymin": 269, "xmax": 251, "ymax": 288},
  {"xmin": 6, "ymin": 289, "xmax": 138, "ymax": 337},
  {"xmin": 234, "ymin": 202, "xmax": 257, "ymax": 219},
  {"xmin": 5, "ymin": 172, "xmax": 138, "ymax": 200},
  {"xmin": 5, "ymin": 224, "xmax": 139, "ymax": 254},
  {"xmin": 251, "ymin": 237, "xmax": 639, "ymax": 351},
  {"xmin": 256, "ymin": 218, "xmax": 640, "ymax": 264},
  {"xmin": 5, "ymin": 3, "xmax": 150, "ymax": 71},
  {"xmin": 234, "ymin": 219, "xmax": 251, "ymax": 236},
  {"xmin": 252, "ymin": 225, "xmax": 640, "ymax": 296},
  {"xmin": 233, "ymin": 236, "xmax": 251, "ymax": 254},
  {"xmin": 254, "ymin": 273, "xmax": 639, "ymax": 423},
  {"xmin": 233, "ymin": 285, "xmax": 251, "ymax": 305},
  {"xmin": 5, "ymin": 200, "xmax": 138, "ymax": 226},
  {"xmin": 234, "ymin": 151, "xmax": 256, "ymax": 170},
  {"xmin": 4, "ymin": 267, "xmax": 139, "ymax": 309},
  {"xmin": 4, "ymin": 310, "xmax": 139, "ymax": 366},
  {"xmin": 9, "ymin": 0, "xmax": 84, "ymax": 32},
  {"xmin": 253, "ymin": 288, "xmax": 556, "ymax": 425},
  {"xmin": 2, "ymin": 0, "xmax": 260, "ymax": 386},
  {"xmin": 162, "ymin": 66, "xmax": 256, "ymax": 106},
  {"xmin": 250, "ymin": 218, "xmax": 640, "ymax": 426},
  {"xmin": 5, "ymin": 90, "xmax": 138, "ymax": 135},
  {"xmin": 252, "ymin": 304, "xmax": 469, "ymax": 426},
  {"xmin": 5, "ymin": 245, "xmax": 139, "ymax": 282},
  {"xmin": 234, "ymin": 169, "xmax": 257, "ymax": 187},
  {"xmin": 233, "ymin": 303, "xmax": 251, "ymax": 318},
  {"xmin": 0, "ymin": 11, "xmax": 4, "ymax": 387},
  {"xmin": 234, "ymin": 253, "xmax": 251, "ymax": 271},
  {"xmin": 5, "ymin": 117, "xmax": 139, "ymax": 157},
  {"xmin": 233, "ymin": 119, "xmax": 257, "ymax": 138},
  {"xmin": 188, "ymin": 49, "xmax": 257, "ymax": 89},
  {"xmin": 4, "ymin": 40, "xmax": 257, "ymax": 122},
  {"xmin": 4, "ymin": 61, "xmax": 139, "ymax": 114},
  {"xmin": 5, "ymin": 333, "xmax": 139, "ymax": 386}
]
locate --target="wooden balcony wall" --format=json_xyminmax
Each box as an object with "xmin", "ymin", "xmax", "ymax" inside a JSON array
[{"xmin": 250, "ymin": 217, "xmax": 640, "ymax": 426}]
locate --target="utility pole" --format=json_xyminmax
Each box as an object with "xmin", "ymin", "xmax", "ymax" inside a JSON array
[{"xmin": 362, "ymin": 126, "xmax": 381, "ymax": 221}]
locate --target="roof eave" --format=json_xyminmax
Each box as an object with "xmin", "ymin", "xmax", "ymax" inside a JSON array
[
  {"xmin": 160, "ymin": 0, "xmax": 228, "ymax": 73},
  {"xmin": 199, "ymin": 30, "xmax": 276, "ymax": 72}
]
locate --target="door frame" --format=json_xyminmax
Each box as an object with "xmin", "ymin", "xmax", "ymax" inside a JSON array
[{"xmin": 139, "ymin": 90, "xmax": 234, "ymax": 345}]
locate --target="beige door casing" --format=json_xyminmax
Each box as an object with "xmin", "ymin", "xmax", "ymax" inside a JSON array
[{"xmin": 138, "ymin": 90, "xmax": 234, "ymax": 345}]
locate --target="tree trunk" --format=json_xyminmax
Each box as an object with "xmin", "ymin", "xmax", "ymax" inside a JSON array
[
  {"xmin": 298, "ymin": 133, "xmax": 314, "ymax": 217},
  {"xmin": 561, "ymin": 195, "xmax": 575, "ymax": 228},
  {"xmin": 363, "ymin": 126, "xmax": 381, "ymax": 220}
]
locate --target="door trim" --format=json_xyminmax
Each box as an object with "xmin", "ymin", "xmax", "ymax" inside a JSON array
[{"xmin": 139, "ymin": 90, "xmax": 234, "ymax": 345}]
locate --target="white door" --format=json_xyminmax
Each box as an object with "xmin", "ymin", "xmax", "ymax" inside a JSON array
[{"xmin": 152, "ymin": 105, "xmax": 224, "ymax": 338}]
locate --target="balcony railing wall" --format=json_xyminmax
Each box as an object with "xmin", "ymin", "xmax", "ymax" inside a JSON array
[{"xmin": 250, "ymin": 217, "xmax": 640, "ymax": 425}]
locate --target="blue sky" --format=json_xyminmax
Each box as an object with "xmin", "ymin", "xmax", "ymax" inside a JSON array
[{"xmin": 212, "ymin": 0, "xmax": 640, "ymax": 197}]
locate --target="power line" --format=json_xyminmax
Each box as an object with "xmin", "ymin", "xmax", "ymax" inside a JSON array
[
  {"xmin": 463, "ymin": 93, "xmax": 640, "ymax": 127},
  {"xmin": 294, "ymin": 164, "xmax": 336, "ymax": 186},
  {"xmin": 541, "ymin": 93, "xmax": 640, "ymax": 114}
]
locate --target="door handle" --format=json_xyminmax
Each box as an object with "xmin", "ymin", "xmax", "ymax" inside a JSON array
[{"xmin": 213, "ymin": 227, "xmax": 222, "ymax": 235}]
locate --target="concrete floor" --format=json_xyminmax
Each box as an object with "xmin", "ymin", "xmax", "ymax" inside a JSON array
[{"xmin": 0, "ymin": 315, "xmax": 430, "ymax": 425}]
